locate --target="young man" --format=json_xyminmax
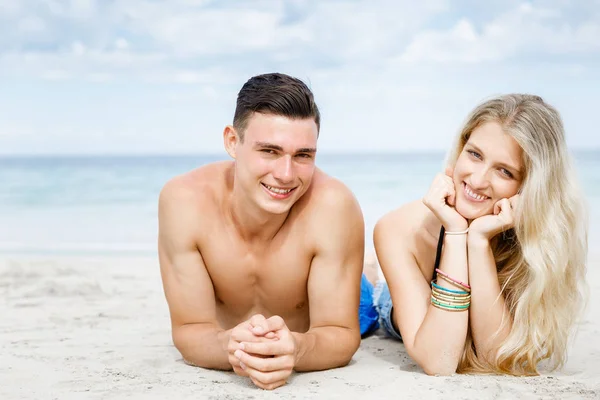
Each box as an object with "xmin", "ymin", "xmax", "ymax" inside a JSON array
[{"xmin": 158, "ymin": 73, "xmax": 365, "ymax": 390}]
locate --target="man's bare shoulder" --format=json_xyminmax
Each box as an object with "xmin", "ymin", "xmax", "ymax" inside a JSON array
[
  {"xmin": 299, "ymin": 168, "xmax": 362, "ymax": 219},
  {"xmin": 159, "ymin": 161, "xmax": 233, "ymax": 209}
]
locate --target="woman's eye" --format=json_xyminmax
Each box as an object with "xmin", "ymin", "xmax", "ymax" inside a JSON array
[
  {"xmin": 467, "ymin": 150, "xmax": 482, "ymax": 159},
  {"xmin": 500, "ymin": 168, "xmax": 514, "ymax": 179}
]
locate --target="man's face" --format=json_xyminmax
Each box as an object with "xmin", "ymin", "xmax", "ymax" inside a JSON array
[{"xmin": 234, "ymin": 113, "xmax": 318, "ymax": 215}]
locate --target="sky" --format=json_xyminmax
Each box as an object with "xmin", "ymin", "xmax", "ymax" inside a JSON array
[{"xmin": 0, "ymin": 0, "xmax": 599, "ymax": 155}]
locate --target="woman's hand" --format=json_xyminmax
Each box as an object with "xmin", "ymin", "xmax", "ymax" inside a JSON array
[
  {"xmin": 468, "ymin": 194, "xmax": 519, "ymax": 242},
  {"xmin": 422, "ymin": 167, "xmax": 468, "ymax": 232}
]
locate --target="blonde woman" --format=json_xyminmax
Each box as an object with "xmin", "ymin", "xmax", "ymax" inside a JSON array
[{"xmin": 371, "ymin": 94, "xmax": 588, "ymax": 376}]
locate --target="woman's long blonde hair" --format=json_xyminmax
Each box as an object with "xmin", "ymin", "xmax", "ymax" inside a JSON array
[{"xmin": 446, "ymin": 94, "xmax": 588, "ymax": 375}]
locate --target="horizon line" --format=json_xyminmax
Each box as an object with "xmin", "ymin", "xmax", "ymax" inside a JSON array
[{"xmin": 1, "ymin": 147, "xmax": 599, "ymax": 158}]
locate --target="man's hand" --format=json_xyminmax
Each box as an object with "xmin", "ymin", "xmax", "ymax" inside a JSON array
[
  {"xmin": 227, "ymin": 315, "xmax": 277, "ymax": 377},
  {"xmin": 233, "ymin": 315, "xmax": 297, "ymax": 390}
]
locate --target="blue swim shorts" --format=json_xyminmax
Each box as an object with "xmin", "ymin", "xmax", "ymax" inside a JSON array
[{"xmin": 359, "ymin": 275, "xmax": 402, "ymax": 340}]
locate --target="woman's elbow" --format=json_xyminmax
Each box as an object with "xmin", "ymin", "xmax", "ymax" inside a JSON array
[
  {"xmin": 422, "ymin": 363, "xmax": 457, "ymax": 376},
  {"xmin": 408, "ymin": 347, "xmax": 458, "ymax": 376}
]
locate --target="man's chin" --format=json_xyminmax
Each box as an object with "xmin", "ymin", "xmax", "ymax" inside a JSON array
[{"xmin": 259, "ymin": 201, "xmax": 294, "ymax": 216}]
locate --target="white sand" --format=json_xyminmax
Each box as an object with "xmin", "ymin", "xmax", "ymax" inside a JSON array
[{"xmin": 1, "ymin": 254, "xmax": 599, "ymax": 400}]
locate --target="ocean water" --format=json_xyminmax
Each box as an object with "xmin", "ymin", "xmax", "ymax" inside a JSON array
[{"xmin": 1, "ymin": 152, "xmax": 598, "ymax": 256}]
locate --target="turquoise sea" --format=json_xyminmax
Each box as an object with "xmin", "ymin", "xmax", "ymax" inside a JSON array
[{"xmin": 1, "ymin": 152, "xmax": 599, "ymax": 256}]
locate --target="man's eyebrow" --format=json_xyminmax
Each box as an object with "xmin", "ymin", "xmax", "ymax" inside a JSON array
[
  {"xmin": 254, "ymin": 142, "xmax": 317, "ymax": 154},
  {"xmin": 253, "ymin": 142, "xmax": 283, "ymax": 151},
  {"xmin": 296, "ymin": 148, "xmax": 317, "ymax": 154},
  {"xmin": 466, "ymin": 143, "xmax": 522, "ymax": 174}
]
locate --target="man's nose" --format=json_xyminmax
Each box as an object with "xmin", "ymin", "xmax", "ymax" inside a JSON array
[{"xmin": 273, "ymin": 155, "xmax": 294, "ymax": 183}]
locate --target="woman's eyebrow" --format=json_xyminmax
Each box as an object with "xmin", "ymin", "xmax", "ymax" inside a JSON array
[{"xmin": 466, "ymin": 142, "xmax": 522, "ymax": 175}]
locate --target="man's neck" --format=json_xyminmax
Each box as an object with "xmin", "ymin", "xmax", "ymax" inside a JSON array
[{"xmin": 228, "ymin": 188, "xmax": 290, "ymax": 243}]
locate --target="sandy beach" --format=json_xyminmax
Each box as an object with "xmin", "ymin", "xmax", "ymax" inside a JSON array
[{"xmin": 1, "ymin": 250, "xmax": 598, "ymax": 400}]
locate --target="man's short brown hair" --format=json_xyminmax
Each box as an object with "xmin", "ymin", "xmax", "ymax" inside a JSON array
[{"xmin": 233, "ymin": 73, "xmax": 320, "ymax": 141}]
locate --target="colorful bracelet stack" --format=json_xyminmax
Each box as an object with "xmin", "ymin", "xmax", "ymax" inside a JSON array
[{"xmin": 430, "ymin": 269, "xmax": 471, "ymax": 312}]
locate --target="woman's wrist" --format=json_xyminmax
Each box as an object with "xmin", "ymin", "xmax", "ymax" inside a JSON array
[
  {"xmin": 445, "ymin": 221, "xmax": 468, "ymax": 232},
  {"xmin": 467, "ymin": 231, "xmax": 491, "ymax": 248}
]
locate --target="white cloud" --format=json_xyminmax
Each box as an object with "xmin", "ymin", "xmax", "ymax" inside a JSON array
[
  {"xmin": 0, "ymin": 1, "xmax": 599, "ymax": 154},
  {"xmin": 0, "ymin": 0, "xmax": 453, "ymax": 79},
  {"xmin": 71, "ymin": 40, "xmax": 86, "ymax": 56},
  {"xmin": 40, "ymin": 68, "xmax": 70, "ymax": 80},
  {"xmin": 17, "ymin": 15, "xmax": 46, "ymax": 33},
  {"xmin": 399, "ymin": 2, "xmax": 600, "ymax": 64},
  {"xmin": 0, "ymin": 1, "xmax": 22, "ymax": 16},
  {"xmin": 6, "ymin": 0, "xmax": 597, "ymax": 81},
  {"xmin": 87, "ymin": 72, "xmax": 113, "ymax": 82},
  {"xmin": 114, "ymin": 38, "xmax": 129, "ymax": 50}
]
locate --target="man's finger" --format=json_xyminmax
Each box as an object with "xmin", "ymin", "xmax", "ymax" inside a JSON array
[
  {"xmin": 232, "ymin": 364, "xmax": 249, "ymax": 377},
  {"xmin": 235, "ymin": 349, "xmax": 292, "ymax": 372},
  {"xmin": 264, "ymin": 315, "xmax": 286, "ymax": 332},
  {"xmin": 249, "ymin": 314, "xmax": 271, "ymax": 335},
  {"xmin": 229, "ymin": 354, "xmax": 249, "ymax": 377},
  {"xmin": 251, "ymin": 377, "xmax": 288, "ymax": 391},
  {"xmin": 245, "ymin": 364, "xmax": 292, "ymax": 386},
  {"xmin": 249, "ymin": 314, "xmax": 267, "ymax": 333},
  {"xmin": 230, "ymin": 328, "xmax": 267, "ymax": 343},
  {"xmin": 241, "ymin": 340, "xmax": 294, "ymax": 357}
]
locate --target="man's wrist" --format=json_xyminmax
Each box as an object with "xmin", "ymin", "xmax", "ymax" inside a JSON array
[
  {"xmin": 218, "ymin": 328, "xmax": 232, "ymax": 354},
  {"xmin": 291, "ymin": 331, "xmax": 312, "ymax": 368}
]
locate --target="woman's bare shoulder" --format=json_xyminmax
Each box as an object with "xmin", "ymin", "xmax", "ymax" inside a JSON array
[{"xmin": 375, "ymin": 200, "xmax": 431, "ymax": 239}]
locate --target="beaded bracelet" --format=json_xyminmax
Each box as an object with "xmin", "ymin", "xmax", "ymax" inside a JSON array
[
  {"xmin": 431, "ymin": 281, "xmax": 469, "ymax": 295},
  {"xmin": 431, "ymin": 302, "xmax": 470, "ymax": 312},
  {"xmin": 430, "ymin": 280, "xmax": 471, "ymax": 312},
  {"xmin": 431, "ymin": 289, "xmax": 471, "ymax": 302},
  {"xmin": 431, "ymin": 290, "xmax": 471, "ymax": 305},
  {"xmin": 431, "ymin": 298, "xmax": 470, "ymax": 310},
  {"xmin": 430, "ymin": 295, "xmax": 471, "ymax": 306},
  {"xmin": 435, "ymin": 269, "xmax": 471, "ymax": 291},
  {"xmin": 437, "ymin": 273, "xmax": 471, "ymax": 293}
]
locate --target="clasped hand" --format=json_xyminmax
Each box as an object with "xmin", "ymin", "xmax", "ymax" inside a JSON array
[{"xmin": 227, "ymin": 314, "xmax": 297, "ymax": 390}]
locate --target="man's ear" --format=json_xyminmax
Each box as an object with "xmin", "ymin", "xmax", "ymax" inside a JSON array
[{"xmin": 223, "ymin": 125, "xmax": 239, "ymax": 159}]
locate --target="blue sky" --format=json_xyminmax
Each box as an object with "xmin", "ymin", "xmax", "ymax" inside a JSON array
[{"xmin": 1, "ymin": 0, "xmax": 599, "ymax": 155}]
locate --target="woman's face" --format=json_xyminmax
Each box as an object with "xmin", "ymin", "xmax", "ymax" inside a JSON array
[{"xmin": 453, "ymin": 122, "xmax": 524, "ymax": 220}]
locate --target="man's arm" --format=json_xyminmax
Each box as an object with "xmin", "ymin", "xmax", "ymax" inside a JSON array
[
  {"xmin": 293, "ymin": 184, "xmax": 364, "ymax": 371},
  {"xmin": 158, "ymin": 180, "xmax": 231, "ymax": 370}
]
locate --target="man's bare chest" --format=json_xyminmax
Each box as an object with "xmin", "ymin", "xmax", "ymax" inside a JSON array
[{"xmin": 199, "ymin": 231, "xmax": 314, "ymax": 307}]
